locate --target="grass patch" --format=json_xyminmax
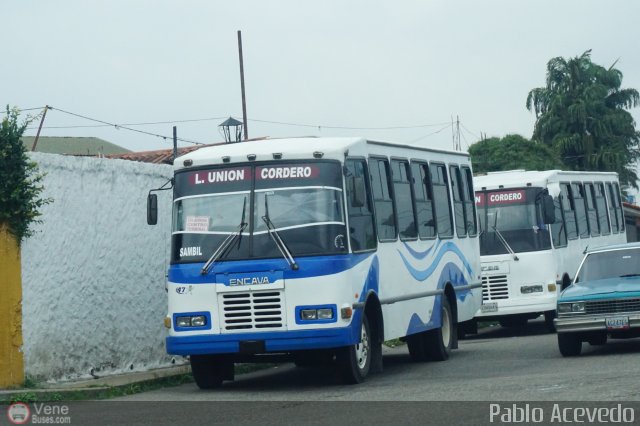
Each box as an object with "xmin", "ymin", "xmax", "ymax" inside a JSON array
[{"xmin": 383, "ymin": 338, "xmax": 405, "ymax": 348}]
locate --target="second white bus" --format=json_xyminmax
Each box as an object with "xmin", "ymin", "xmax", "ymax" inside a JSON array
[{"xmin": 471, "ymin": 170, "xmax": 626, "ymax": 332}]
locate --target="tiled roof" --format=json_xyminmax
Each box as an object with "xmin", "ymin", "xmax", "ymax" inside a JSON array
[{"xmin": 105, "ymin": 138, "xmax": 267, "ymax": 164}]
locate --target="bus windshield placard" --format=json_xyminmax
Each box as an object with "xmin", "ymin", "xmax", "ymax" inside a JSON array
[{"xmin": 476, "ymin": 190, "xmax": 526, "ymax": 206}]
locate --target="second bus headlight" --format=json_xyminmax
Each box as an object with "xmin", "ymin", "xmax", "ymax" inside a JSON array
[{"xmin": 317, "ymin": 308, "xmax": 334, "ymax": 320}]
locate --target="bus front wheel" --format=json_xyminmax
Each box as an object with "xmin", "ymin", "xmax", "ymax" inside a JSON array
[
  {"xmin": 190, "ymin": 355, "xmax": 234, "ymax": 389},
  {"xmin": 337, "ymin": 314, "xmax": 371, "ymax": 384}
]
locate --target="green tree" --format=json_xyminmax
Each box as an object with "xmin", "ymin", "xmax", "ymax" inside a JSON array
[
  {"xmin": 0, "ymin": 106, "xmax": 51, "ymax": 242},
  {"xmin": 469, "ymin": 134, "xmax": 563, "ymax": 174},
  {"xmin": 526, "ymin": 49, "xmax": 640, "ymax": 188}
]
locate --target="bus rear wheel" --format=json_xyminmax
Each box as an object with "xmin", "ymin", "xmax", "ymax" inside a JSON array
[
  {"xmin": 424, "ymin": 297, "xmax": 453, "ymax": 361},
  {"xmin": 190, "ymin": 355, "xmax": 234, "ymax": 389},
  {"xmin": 337, "ymin": 314, "xmax": 371, "ymax": 384}
]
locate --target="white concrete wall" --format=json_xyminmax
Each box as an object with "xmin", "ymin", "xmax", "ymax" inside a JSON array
[{"xmin": 21, "ymin": 153, "xmax": 179, "ymax": 383}]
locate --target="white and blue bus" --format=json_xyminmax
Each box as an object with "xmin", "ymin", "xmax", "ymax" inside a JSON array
[
  {"xmin": 147, "ymin": 137, "xmax": 482, "ymax": 387},
  {"xmin": 473, "ymin": 170, "xmax": 626, "ymax": 331}
]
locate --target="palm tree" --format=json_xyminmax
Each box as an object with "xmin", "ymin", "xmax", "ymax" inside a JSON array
[{"xmin": 526, "ymin": 50, "xmax": 640, "ymax": 188}]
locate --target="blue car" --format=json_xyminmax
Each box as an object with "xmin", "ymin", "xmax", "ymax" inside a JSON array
[{"xmin": 555, "ymin": 242, "xmax": 640, "ymax": 357}]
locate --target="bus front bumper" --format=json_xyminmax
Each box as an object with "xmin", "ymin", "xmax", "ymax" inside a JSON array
[
  {"xmin": 474, "ymin": 297, "xmax": 556, "ymax": 319},
  {"xmin": 166, "ymin": 326, "xmax": 359, "ymax": 356}
]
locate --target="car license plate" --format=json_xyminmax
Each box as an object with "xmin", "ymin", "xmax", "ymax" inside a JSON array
[
  {"xmin": 605, "ymin": 316, "xmax": 629, "ymax": 330},
  {"xmin": 481, "ymin": 302, "xmax": 498, "ymax": 313}
]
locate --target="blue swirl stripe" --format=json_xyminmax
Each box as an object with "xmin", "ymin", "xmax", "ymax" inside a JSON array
[
  {"xmin": 398, "ymin": 241, "xmax": 473, "ymax": 282},
  {"xmin": 401, "ymin": 240, "xmax": 437, "ymax": 260}
]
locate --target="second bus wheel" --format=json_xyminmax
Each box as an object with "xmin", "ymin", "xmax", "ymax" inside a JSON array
[
  {"xmin": 424, "ymin": 297, "xmax": 453, "ymax": 361},
  {"xmin": 190, "ymin": 355, "xmax": 234, "ymax": 389},
  {"xmin": 337, "ymin": 314, "xmax": 371, "ymax": 384}
]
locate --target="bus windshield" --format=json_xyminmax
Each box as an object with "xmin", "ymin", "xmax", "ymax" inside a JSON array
[
  {"xmin": 171, "ymin": 161, "xmax": 347, "ymax": 264},
  {"xmin": 476, "ymin": 187, "xmax": 552, "ymax": 255}
]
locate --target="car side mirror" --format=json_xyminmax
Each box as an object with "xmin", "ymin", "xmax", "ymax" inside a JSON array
[{"xmin": 147, "ymin": 193, "xmax": 158, "ymax": 225}]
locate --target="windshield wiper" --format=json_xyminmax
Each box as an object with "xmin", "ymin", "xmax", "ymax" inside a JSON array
[
  {"xmin": 491, "ymin": 225, "xmax": 519, "ymax": 261},
  {"xmin": 620, "ymin": 274, "xmax": 640, "ymax": 278},
  {"xmin": 261, "ymin": 194, "xmax": 299, "ymax": 270},
  {"xmin": 201, "ymin": 198, "xmax": 247, "ymax": 275}
]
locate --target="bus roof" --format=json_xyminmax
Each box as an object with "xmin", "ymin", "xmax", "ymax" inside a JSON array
[
  {"xmin": 474, "ymin": 169, "xmax": 619, "ymax": 190},
  {"xmin": 174, "ymin": 137, "xmax": 468, "ymax": 170}
]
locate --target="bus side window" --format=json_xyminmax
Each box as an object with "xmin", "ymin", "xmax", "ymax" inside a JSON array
[
  {"xmin": 614, "ymin": 183, "xmax": 625, "ymax": 232},
  {"xmin": 369, "ymin": 158, "xmax": 397, "ymax": 241},
  {"xmin": 572, "ymin": 183, "xmax": 589, "ymax": 238},
  {"xmin": 430, "ymin": 163, "xmax": 453, "ymax": 238},
  {"xmin": 449, "ymin": 165, "xmax": 467, "ymax": 237},
  {"xmin": 391, "ymin": 159, "xmax": 417, "ymax": 240},
  {"xmin": 560, "ymin": 183, "xmax": 578, "ymax": 239},
  {"xmin": 411, "ymin": 162, "xmax": 436, "ymax": 239},
  {"xmin": 585, "ymin": 183, "xmax": 600, "ymax": 236},
  {"xmin": 345, "ymin": 159, "xmax": 377, "ymax": 252},
  {"xmin": 606, "ymin": 182, "xmax": 620, "ymax": 233},
  {"xmin": 595, "ymin": 182, "xmax": 610, "ymax": 235},
  {"xmin": 461, "ymin": 166, "xmax": 478, "ymax": 236}
]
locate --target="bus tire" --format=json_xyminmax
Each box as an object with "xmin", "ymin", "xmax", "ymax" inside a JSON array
[
  {"xmin": 557, "ymin": 333, "xmax": 582, "ymax": 357},
  {"xmin": 337, "ymin": 314, "xmax": 371, "ymax": 384},
  {"xmin": 190, "ymin": 355, "xmax": 234, "ymax": 389},
  {"xmin": 407, "ymin": 332, "xmax": 428, "ymax": 362},
  {"xmin": 424, "ymin": 297, "xmax": 452, "ymax": 361}
]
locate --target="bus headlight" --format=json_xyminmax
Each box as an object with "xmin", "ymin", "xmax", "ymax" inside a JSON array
[
  {"xmin": 191, "ymin": 315, "xmax": 207, "ymax": 327},
  {"xmin": 176, "ymin": 315, "xmax": 207, "ymax": 327},
  {"xmin": 520, "ymin": 285, "xmax": 543, "ymax": 294},
  {"xmin": 317, "ymin": 308, "xmax": 334, "ymax": 320},
  {"xmin": 300, "ymin": 309, "xmax": 318, "ymax": 320},
  {"xmin": 298, "ymin": 306, "xmax": 336, "ymax": 322}
]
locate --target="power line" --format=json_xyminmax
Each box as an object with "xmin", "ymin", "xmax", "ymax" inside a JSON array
[
  {"xmin": 408, "ymin": 123, "xmax": 453, "ymax": 143},
  {"xmin": 0, "ymin": 106, "xmax": 47, "ymax": 115},
  {"xmin": 45, "ymin": 107, "xmax": 206, "ymax": 145},
  {"xmin": 460, "ymin": 122, "xmax": 481, "ymax": 141},
  {"xmin": 26, "ymin": 116, "xmax": 231, "ymax": 130},
  {"xmin": 247, "ymin": 118, "xmax": 452, "ymax": 131}
]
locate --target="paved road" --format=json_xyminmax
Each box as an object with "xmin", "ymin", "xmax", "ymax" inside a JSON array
[{"xmin": 118, "ymin": 319, "xmax": 640, "ymax": 402}]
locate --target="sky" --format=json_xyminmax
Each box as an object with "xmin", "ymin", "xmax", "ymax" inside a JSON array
[{"xmin": 3, "ymin": 0, "xmax": 640, "ymax": 154}]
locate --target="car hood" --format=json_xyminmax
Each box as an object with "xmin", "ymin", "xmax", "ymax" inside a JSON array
[{"xmin": 560, "ymin": 276, "xmax": 640, "ymax": 302}]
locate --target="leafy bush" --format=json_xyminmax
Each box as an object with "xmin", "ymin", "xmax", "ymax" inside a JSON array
[{"xmin": 0, "ymin": 106, "xmax": 52, "ymax": 242}]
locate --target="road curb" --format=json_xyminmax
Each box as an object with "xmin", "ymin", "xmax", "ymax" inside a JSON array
[{"xmin": 0, "ymin": 365, "xmax": 192, "ymax": 403}]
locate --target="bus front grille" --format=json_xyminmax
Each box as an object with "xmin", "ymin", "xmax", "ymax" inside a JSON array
[
  {"xmin": 585, "ymin": 298, "xmax": 640, "ymax": 315},
  {"xmin": 482, "ymin": 275, "xmax": 509, "ymax": 300},
  {"xmin": 219, "ymin": 290, "xmax": 285, "ymax": 332}
]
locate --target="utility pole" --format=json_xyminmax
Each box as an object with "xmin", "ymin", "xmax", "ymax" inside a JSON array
[
  {"xmin": 237, "ymin": 30, "xmax": 248, "ymax": 141},
  {"xmin": 172, "ymin": 126, "xmax": 178, "ymax": 162},
  {"xmin": 31, "ymin": 105, "xmax": 50, "ymax": 151},
  {"xmin": 452, "ymin": 115, "xmax": 461, "ymax": 151}
]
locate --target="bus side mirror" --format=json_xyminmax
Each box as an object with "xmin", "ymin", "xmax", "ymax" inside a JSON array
[
  {"xmin": 147, "ymin": 193, "xmax": 158, "ymax": 225},
  {"xmin": 350, "ymin": 176, "xmax": 366, "ymax": 208},
  {"xmin": 542, "ymin": 194, "xmax": 556, "ymax": 224}
]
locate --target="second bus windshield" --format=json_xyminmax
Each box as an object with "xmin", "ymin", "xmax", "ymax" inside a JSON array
[{"xmin": 476, "ymin": 188, "xmax": 552, "ymax": 255}]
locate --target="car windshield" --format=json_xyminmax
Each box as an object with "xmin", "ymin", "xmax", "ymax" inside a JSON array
[
  {"xmin": 477, "ymin": 188, "xmax": 552, "ymax": 255},
  {"xmin": 575, "ymin": 248, "xmax": 640, "ymax": 283}
]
